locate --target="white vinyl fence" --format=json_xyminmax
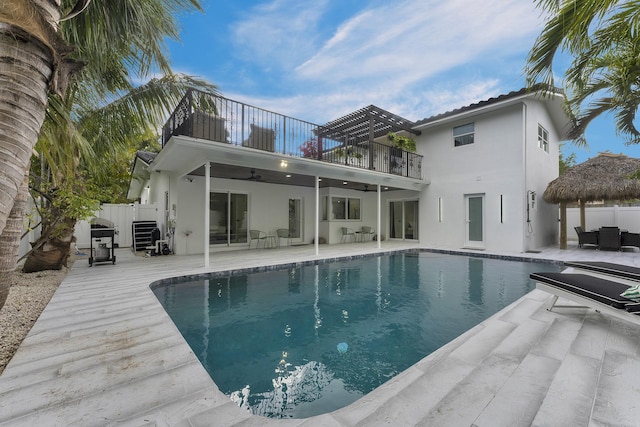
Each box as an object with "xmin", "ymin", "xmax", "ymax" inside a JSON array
[
  {"xmin": 74, "ymin": 203, "xmax": 159, "ymax": 249},
  {"xmin": 19, "ymin": 202, "xmax": 161, "ymax": 258},
  {"xmin": 566, "ymin": 205, "xmax": 640, "ymax": 241}
]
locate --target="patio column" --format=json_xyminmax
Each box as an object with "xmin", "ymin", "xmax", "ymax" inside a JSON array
[
  {"xmin": 315, "ymin": 175, "xmax": 320, "ymax": 256},
  {"xmin": 204, "ymin": 162, "xmax": 210, "ymax": 267},
  {"xmin": 560, "ymin": 202, "xmax": 567, "ymax": 250},
  {"xmin": 579, "ymin": 199, "xmax": 586, "ymax": 230},
  {"xmin": 377, "ymin": 184, "xmax": 381, "ymax": 249}
]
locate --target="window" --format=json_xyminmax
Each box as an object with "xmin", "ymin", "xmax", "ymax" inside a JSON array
[
  {"xmin": 453, "ymin": 123, "xmax": 474, "ymax": 146},
  {"xmin": 348, "ymin": 198, "xmax": 360, "ymax": 220},
  {"xmin": 330, "ymin": 196, "xmax": 361, "ymax": 220},
  {"xmin": 332, "ymin": 197, "xmax": 346, "ymax": 220},
  {"xmin": 538, "ymin": 124, "xmax": 549, "ymax": 152}
]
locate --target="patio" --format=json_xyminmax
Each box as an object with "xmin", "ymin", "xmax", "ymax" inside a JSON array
[{"xmin": 1, "ymin": 242, "xmax": 639, "ymax": 426}]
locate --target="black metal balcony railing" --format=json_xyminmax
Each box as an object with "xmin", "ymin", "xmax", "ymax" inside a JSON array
[{"xmin": 162, "ymin": 90, "xmax": 423, "ymax": 179}]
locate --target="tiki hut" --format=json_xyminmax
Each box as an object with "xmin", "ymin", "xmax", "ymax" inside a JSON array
[{"xmin": 543, "ymin": 153, "xmax": 640, "ymax": 248}]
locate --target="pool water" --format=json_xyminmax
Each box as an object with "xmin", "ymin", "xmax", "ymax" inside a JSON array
[{"xmin": 152, "ymin": 252, "xmax": 561, "ymax": 418}]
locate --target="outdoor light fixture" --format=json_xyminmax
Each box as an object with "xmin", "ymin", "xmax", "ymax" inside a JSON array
[
  {"xmin": 343, "ymin": 181, "xmax": 348, "ymax": 185},
  {"xmin": 286, "ymin": 174, "xmax": 291, "ymax": 178},
  {"xmin": 280, "ymin": 159, "xmax": 288, "ymax": 168}
]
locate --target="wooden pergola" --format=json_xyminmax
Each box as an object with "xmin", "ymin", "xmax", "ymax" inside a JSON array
[{"xmin": 543, "ymin": 153, "xmax": 640, "ymax": 248}]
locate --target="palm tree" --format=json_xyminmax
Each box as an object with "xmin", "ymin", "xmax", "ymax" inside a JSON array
[
  {"xmin": 0, "ymin": 0, "xmax": 202, "ymax": 308},
  {"xmin": 23, "ymin": 74, "xmax": 216, "ymax": 272},
  {"xmin": 525, "ymin": 0, "xmax": 640, "ymax": 144}
]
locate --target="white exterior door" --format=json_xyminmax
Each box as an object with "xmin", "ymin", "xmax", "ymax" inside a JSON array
[{"xmin": 465, "ymin": 194, "xmax": 484, "ymax": 247}]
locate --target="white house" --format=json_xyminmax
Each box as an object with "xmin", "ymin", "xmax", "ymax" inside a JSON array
[{"xmin": 127, "ymin": 86, "xmax": 570, "ymax": 263}]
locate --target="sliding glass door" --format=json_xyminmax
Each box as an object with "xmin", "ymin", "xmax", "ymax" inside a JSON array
[
  {"xmin": 210, "ymin": 192, "xmax": 248, "ymax": 245},
  {"xmin": 389, "ymin": 200, "xmax": 419, "ymax": 240}
]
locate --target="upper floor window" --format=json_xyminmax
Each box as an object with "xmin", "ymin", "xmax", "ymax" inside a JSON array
[
  {"xmin": 453, "ymin": 123, "xmax": 474, "ymax": 146},
  {"xmin": 538, "ymin": 124, "xmax": 549, "ymax": 152}
]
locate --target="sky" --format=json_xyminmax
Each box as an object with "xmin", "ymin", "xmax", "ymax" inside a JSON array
[{"xmin": 165, "ymin": 0, "xmax": 640, "ymax": 164}]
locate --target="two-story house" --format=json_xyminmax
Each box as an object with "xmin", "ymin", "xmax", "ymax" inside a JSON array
[{"xmin": 127, "ymin": 86, "xmax": 570, "ymax": 263}]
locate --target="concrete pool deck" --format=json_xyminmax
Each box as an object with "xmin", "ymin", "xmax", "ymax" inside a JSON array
[{"xmin": 1, "ymin": 242, "xmax": 640, "ymax": 426}]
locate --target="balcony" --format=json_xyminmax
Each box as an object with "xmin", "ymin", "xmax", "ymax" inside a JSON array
[{"xmin": 162, "ymin": 90, "xmax": 423, "ymax": 180}]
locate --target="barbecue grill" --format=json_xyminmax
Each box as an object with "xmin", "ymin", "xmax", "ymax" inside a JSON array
[{"xmin": 89, "ymin": 218, "xmax": 116, "ymax": 266}]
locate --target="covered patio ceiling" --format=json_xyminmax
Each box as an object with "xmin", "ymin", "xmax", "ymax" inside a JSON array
[
  {"xmin": 187, "ymin": 163, "xmax": 401, "ymax": 192},
  {"xmin": 151, "ymin": 135, "xmax": 428, "ymax": 192}
]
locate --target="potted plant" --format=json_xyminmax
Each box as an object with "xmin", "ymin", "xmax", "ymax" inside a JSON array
[
  {"xmin": 300, "ymin": 138, "xmax": 318, "ymax": 158},
  {"xmin": 387, "ymin": 132, "xmax": 416, "ymax": 153}
]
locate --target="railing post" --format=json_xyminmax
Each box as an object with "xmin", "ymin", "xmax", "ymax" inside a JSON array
[
  {"xmin": 283, "ymin": 116, "xmax": 286, "ymax": 154},
  {"xmin": 368, "ymin": 117, "xmax": 375, "ymax": 170}
]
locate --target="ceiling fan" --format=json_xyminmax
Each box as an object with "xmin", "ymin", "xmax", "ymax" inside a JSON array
[{"xmin": 246, "ymin": 169, "xmax": 262, "ymax": 181}]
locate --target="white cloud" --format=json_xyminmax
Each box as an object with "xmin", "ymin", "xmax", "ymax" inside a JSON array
[
  {"xmin": 218, "ymin": 0, "xmax": 545, "ymax": 125},
  {"xmin": 231, "ymin": 0, "xmax": 329, "ymax": 70},
  {"xmin": 296, "ymin": 0, "xmax": 541, "ymax": 85}
]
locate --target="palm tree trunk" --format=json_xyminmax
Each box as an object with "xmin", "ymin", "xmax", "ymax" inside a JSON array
[
  {"xmin": 0, "ymin": 0, "xmax": 62, "ymax": 310},
  {"xmin": 0, "ymin": 171, "xmax": 29, "ymax": 308},
  {"xmin": 23, "ymin": 217, "xmax": 75, "ymax": 273}
]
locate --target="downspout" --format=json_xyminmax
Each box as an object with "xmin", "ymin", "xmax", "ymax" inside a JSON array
[
  {"xmin": 204, "ymin": 162, "xmax": 210, "ymax": 267},
  {"xmin": 377, "ymin": 184, "xmax": 381, "ymax": 249},
  {"xmin": 522, "ymin": 102, "xmax": 528, "ymax": 253},
  {"xmin": 315, "ymin": 175, "xmax": 319, "ymax": 256}
]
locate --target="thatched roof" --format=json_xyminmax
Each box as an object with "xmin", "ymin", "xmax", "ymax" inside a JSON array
[{"xmin": 543, "ymin": 153, "xmax": 640, "ymax": 203}]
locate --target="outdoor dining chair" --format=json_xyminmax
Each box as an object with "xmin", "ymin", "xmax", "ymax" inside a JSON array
[
  {"xmin": 360, "ymin": 226, "xmax": 375, "ymax": 241},
  {"xmin": 574, "ymin": 226, "xmax": 598, "ymax": 248},
  {"xmin": 276, "ymin": 228, "xmax": 292, "ymax": 247},
  {"xmin": 340, "ymin": 227, "xmax": 356, "ymax": 243},
  {"xmin": 599, "ymin": 226, "xmax": 621, "ymax": 251},
  {"xmin": 249, "ymin": 229, "xmax": 267, "ymax": 249}
]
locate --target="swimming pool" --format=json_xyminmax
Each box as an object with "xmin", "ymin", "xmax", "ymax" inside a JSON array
[{"xmin": 152, "ymin": 251, "xmax": 561, "ymax": 418}]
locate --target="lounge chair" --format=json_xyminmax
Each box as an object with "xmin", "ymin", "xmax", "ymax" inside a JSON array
[
  {"xmin": 563, "ymin": 261, "xmax": 640, "ymax": 282},
  {"xmin": 598, "ymin": 226, "xmax": 621, "ymax": 251},
  {"xmin": 530, "ymin": 271, "xmax": 640, "ymax": 326},
  {"xmin": 574, "ymin": 226, "xmax": 598, "ymax": 248}
]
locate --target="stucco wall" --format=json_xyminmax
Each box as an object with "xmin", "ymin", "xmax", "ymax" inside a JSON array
[{"xmin": 415, "ymin": 100, "xmax": 560, "ymax": 253}]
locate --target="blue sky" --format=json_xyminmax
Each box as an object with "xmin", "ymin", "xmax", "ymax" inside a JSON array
[{"xmin": 166, "ymin": 0, "xmax": 640, "ymax": 164}]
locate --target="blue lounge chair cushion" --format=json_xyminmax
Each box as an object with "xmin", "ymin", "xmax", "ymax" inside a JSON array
[{"xmin": 530, "ymin": 272, "xmax": 635, "ymax": 309}]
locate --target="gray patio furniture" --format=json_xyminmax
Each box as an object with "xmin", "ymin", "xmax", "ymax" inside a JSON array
[
  {"xmin": 598, "ymin": 226, "xmax": 621, "ymax": 251},
  {"xmin": 276, "ymin": 228, "xmax": 291, "ymax": 247},
  {"xmin": 360, "ymin": 226, "xmax": 375, "ymax": 241},
  {"xmin": 574, "ymin": 226, "xmax": 598, "ymax": 248},
  {"xmin": 249, "ymin": 229, "xmax": 267, "ymax": 249},
  {"xmin": 340, "ymin": 227, "xmax": 356, "ymax": 243},
  {"xmin": 243, "ymin": 124, "xmax": 275, "ymax": 152},
  {"xmin": 621, "ymin": 232, "xmax": 640, "ymax": 249},
  {"xmin": 191, "ymin": 112, "xmax": 229, "ymax": 143}
]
